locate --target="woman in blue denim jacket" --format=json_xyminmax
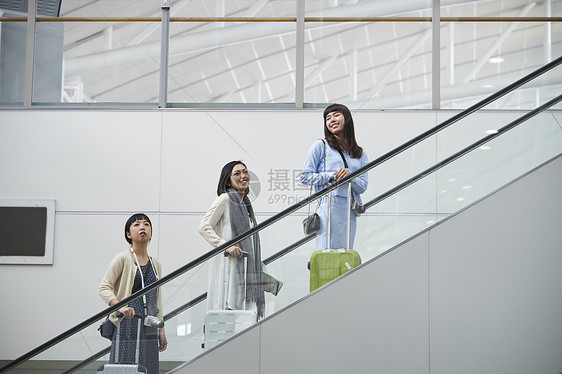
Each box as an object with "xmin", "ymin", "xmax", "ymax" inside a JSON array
[{"xmin": 301, "ymin": 103, "xmax": 368, "ymax": 250}]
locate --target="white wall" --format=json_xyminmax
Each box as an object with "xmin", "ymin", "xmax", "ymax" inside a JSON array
[
  {"xmin": 0, "ymin": 108, "xmax": 551, "ymax": 361},
  {"xmin": 173, "ymin": 154, "xmax": 562, "ymax": 374}
]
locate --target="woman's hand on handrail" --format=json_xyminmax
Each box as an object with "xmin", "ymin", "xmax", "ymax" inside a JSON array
[
  {"xmin": 225, "ymin": 246, "xmax": 247, "ymax": 257},
  {"xmin": 332, "ymin": 168, "xmax": 350, "ymax": 180}
]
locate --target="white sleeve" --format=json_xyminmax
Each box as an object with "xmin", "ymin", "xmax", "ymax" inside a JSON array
[{"xmin": 199, "ymin": 194, "xmax": 229, "ymax": 248}]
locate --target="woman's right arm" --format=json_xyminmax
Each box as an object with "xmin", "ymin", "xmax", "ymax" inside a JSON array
[
  {"xmin": 199, "ymin": 195, "xmax": 228, "ymax": 248},
  {"xmin": 99, "ymin": 254, "xmax": 123, "ymax": 304},
  {"xmin": 301, "ymin": 140, "xmax": 332, "ymax": 187},
  {"xmin": 99, "ymin": 254, "xmax": 136, "ymax": 318},
  {"xmin": 199, "ymin": 195, "xmax": 245, "ymax": 257}
]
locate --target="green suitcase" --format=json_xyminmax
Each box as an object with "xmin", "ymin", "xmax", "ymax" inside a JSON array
[
  {"xmin": 309, "ymin": 249, "xmax": 361, "ymax": 291},
  {"xmin": 309, "ymin": 183, "xmax": 361, "ymax": 292}
]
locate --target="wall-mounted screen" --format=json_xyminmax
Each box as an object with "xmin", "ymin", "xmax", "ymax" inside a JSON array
[{"xmin": 0, "ymin": 199, "xmax": 55, "ymax": 265}]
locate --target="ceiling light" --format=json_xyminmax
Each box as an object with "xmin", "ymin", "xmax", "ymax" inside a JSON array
[
  {"xmin": 176, "ymin": 323, "xmax": 192, "ymax": 336},
  {"xmin": 177, "ymin": 325, "xmax": 186, "ymax": 336},
  {"xmin": 485, "ymin": 129, "xmax": 499, "ymax": 135},
  {"xmin": 489, "ymin": 57, "xmax": 505, "ymax": 64},
  {"xmin": 480, "ymin": 145, "xmax": 492, "ymax": 151}
]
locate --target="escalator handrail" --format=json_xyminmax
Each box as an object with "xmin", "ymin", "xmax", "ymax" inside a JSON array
[
  {"xmin": 1, "ymin": 55, "xmax": 560, "ymax": 374},
  {"xmin": 361, "ymin": 94, "xmax": 562, "ymax": 209},
  {"xmin": 330, "ymin": 55, "xmax": 562, "ymax": 192}
]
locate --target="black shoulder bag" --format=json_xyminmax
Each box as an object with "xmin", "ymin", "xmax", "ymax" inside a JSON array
[
  {"xmin": 98, "ymin": 316, "xmax": 115, "ymax": 340},
  {"xmin": 302, "ymin": 140, "xmax": 326, "ymax": 235}
]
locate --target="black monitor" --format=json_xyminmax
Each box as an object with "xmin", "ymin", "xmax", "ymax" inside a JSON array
[{"xmin": 0, "ymin": 199, "xmax": 55, "ymax": 265}]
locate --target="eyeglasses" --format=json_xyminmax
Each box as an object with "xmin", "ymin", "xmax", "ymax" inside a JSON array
[{"xmin": 231, "ymin": 169, "xmax": 250, "ymax": 177}]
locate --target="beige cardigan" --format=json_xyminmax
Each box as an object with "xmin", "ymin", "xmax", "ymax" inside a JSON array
[{"xmin": 99, "ymin": 250, "xmax": 163, "ymax": 325}]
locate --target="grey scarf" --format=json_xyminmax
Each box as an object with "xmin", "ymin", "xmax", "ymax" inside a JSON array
[{"xmin": 227, "ymin": 187, "xmax": 265, "ymax": 319}]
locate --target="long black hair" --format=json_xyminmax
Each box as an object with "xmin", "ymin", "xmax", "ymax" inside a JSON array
[
  {"xmin": 323, "ymin": 103, "xmax": 363, "ymax": 158},
  {"xmin": 217, "ymin": 160, "xmax": 248, "ymax": 196}
]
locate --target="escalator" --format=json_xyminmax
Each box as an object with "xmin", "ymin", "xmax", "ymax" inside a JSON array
[{"xmin": 1, "ymin": 56, "xmax": 561, "ymax": 374}]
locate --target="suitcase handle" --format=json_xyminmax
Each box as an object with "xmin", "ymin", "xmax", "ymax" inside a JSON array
[
  {"xmin": 222, "ymin": 251, "xmax": 249, "ymax": 310},
  {"xmin": 224, "ymin": 251, "xmax": 249, "ymax": 257},
  {"xmin": 346, "ymin": 182, "xmax": 352, "ymax": 250},
  {"xmin": 113, "ymin": 313, "xmax": 142, "ymax": 364},
  {"xmin": 113, "ymin": 312, "xmax": 164, "ymax": 364},
  {"xmin": 115, "ymin": 312, "xmax": 164, "ymax": 327},
  {"xmin": 326, "ymin": 179, "xmax": 352, "ymax": 250}
]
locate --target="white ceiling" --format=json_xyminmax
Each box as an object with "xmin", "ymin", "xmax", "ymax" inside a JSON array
[{"xmin": 54, "ymin": 0, "xmax": 562, "ymax": 108}]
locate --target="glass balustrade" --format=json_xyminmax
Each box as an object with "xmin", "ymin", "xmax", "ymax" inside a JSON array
[{"xmin": 1, "ymin": 0, "xmax": 561, "ymax": 108}]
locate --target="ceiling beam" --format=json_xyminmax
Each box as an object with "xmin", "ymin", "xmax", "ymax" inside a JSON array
[{"xmin": 64, "ymin": 0, "xmax": 477, "ymax": 75}]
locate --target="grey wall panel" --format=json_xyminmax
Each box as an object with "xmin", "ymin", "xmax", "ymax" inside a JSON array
[
  {"xmin": 429, "ymin": 154, "xmax": 562, "ymax": 374},
  {"xmin": 175, "ymin": 325, "xmax": 261, "ymax": 374}
]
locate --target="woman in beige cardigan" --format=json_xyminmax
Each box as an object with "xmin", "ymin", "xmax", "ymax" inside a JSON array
[{"xmin": 99, "ymin": 213, "xmax": 167, "ymax": 373}]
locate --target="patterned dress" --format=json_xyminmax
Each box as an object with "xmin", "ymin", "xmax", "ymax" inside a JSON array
[{"xmin": 110, "ymin": 262, "xmax": 159, "ymax": 374}]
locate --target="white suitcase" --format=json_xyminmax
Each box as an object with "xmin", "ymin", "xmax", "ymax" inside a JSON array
[
  {"xmin": 203, "ymin": 253, "xmax": 257, "ymax": 350},
  {"xmin": 97, "ymin": 364, "xmax": 146, "ymax": 373}
]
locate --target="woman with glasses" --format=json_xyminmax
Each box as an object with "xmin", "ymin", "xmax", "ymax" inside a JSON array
[{"xmin": 199, "ymin": 161, "xmax": 266, "ymax": 319}]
